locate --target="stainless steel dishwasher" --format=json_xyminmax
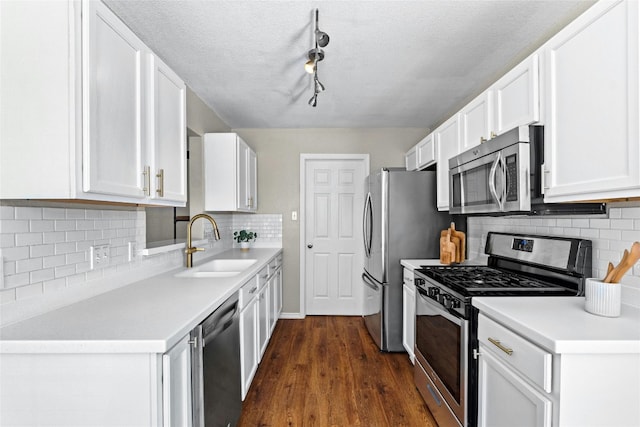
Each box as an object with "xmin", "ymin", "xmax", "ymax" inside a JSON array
[{"xmin": 191, "ymin": 292, "xmax": 242, "ymax": 427}]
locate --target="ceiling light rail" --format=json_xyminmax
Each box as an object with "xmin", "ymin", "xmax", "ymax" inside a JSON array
[{"xmin": 305, "ymin": 8, "xmax": 329, "ymax": 107}]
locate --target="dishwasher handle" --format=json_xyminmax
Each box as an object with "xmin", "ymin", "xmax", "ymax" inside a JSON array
[{"xmin": 202, "ymin": 302, "xmax": 239, "ymax": 347}]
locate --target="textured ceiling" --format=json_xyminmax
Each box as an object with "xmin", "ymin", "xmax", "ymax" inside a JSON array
[{"xmin": 104, "ymin": 0, "xmax": 595, "ymax": 129}]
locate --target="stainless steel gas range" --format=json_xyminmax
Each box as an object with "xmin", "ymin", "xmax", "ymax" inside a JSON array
[{"xmin": 413, "ymin": 232, "xmax": 592, "ymax": 427}]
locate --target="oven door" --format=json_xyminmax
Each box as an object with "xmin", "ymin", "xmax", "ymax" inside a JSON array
[{"xmin": 415, "ymin": 287, "xmax": 468, "ymax": 425}]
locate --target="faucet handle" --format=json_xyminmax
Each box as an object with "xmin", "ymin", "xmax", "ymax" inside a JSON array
[{"xmin": 185, "ymin": 246, "xmax": 205, "ymax": 255}]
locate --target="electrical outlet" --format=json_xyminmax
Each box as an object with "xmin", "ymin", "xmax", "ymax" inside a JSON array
[
  {"xmin": 90, "ymin": 244, "xmax": 110, "ymax": 269},
  {"xmin": 128, "ymin": 241, "xmax": 137, "ymax": 262}
]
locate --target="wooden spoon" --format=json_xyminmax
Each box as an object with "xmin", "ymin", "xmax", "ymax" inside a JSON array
[
  {"xmin": 604, "ymin": 262, "xmax": 614, "ymax": 281},
  {"xmin": 605, "ymin": 250, "xmax": 628, "ymax": 283},
  {"xmin": 610, "ymin": 242, "xmax": 640, "ymax": 283}
]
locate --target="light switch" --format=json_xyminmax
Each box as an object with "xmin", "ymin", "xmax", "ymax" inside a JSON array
[{"xmin": 291, "ymin": 211, "xmax": 298, "ymax": 221}]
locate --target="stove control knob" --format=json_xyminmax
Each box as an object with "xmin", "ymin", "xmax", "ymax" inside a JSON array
[
  {"xmin": 442, "ymin": 295, "xmax": 460, "ymax": 309},
  {"xmin": 428, "ymin": 287, "xmax": 440, "ymax": 299},
  {"xmin": 438, "ymin": 293, "xmax": 448, "ymax": 305}
]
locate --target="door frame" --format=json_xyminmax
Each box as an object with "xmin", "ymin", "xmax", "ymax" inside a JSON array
[{"xmin": 299, "ymin": 154, "xmax": 370, "ymax": 317}]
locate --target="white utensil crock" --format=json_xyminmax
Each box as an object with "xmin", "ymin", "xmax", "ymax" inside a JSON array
[{"xmin": 584, "ymin": 278, "xmax": 621, "ymax": 317}]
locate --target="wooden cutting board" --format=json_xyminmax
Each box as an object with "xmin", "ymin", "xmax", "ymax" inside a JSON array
[
  {"xmin": 441, "ymin": 223, "xmax": 465, "ymax": 263},
  {"xmin": 440, "ymin": 230, "xmax": 456, "ymax": 265}
]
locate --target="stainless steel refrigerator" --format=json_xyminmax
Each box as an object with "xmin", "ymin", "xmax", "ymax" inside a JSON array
[{"xmin": 362, "ymin": 168, "xmax": 450, "ymax": 351}]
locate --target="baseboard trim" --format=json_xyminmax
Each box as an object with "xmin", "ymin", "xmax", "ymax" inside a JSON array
[{"xmin": 279, "ymin": 312, "xmax": 305, "ymax": 319}]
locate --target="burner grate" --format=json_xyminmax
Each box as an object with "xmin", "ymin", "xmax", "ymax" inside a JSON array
[{"xmin": 419, "ymin": 266, "xmax": 568, "ymax": 293}]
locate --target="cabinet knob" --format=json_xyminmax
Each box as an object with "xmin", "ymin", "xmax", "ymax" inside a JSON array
[
  {"xmin": 307, "ymin": 244, "xmax": 313, "ymax": 249},
  {"xmin": 490, "ymin": 131, "xmax": 498, "ymax": 139},
  {"xmin": 480, "ymin": 137, "xmax": 487, "ymax": 144}
]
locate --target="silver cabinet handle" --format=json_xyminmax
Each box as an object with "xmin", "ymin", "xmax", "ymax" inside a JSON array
[
  {"xmin": 142, "ymin": 166, "xmax": 151, "ymax": 196},
  {"xmin": 156, "ymin": 168, "xmax": 164, "ymax": 197},
  {"xmin": 307, "ymin": 244, "xmax": 313, "ymax": 249},
  {"xmin": 488, "ymin": 337, "xmax": 513, "ymax": 355}
]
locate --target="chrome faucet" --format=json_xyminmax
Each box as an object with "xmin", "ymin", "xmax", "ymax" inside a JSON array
[{"xmin": 185, "ymin": 213, "xmax": 221, "ymax": 268}]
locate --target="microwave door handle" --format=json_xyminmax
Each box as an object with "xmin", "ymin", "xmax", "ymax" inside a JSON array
[
  {"xmin": 488, "ymin": 153, "xmax": 501, "ymax": 209},
  {"xmin": 497, "ymin": 154, "xmax": 507, "ymax": 211}
]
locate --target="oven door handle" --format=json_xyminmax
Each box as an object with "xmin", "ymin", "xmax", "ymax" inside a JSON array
[{"xmin": 416, "ymin": 287, "xmax": 465, "ymax": 326}]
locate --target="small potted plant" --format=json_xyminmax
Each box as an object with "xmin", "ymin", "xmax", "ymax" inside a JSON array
[{"xmin": 233, "ymin": 230, "xmax": 257, "ymax": 251}]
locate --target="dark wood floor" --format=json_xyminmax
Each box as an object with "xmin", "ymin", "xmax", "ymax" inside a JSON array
[{"xmin": 237, "ymin": 316, "xmax": 438, "ymax": 427}]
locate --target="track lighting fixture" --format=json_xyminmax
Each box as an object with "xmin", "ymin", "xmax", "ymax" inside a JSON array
[{"xmin": 305, "ymin": 9, "xmax": 329, "ymax": 107}]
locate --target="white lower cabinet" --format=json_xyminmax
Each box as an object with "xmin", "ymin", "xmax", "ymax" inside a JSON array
[
  {"xmin": 477, "ymin": 312, "xmax": 640, "ymax": 427},
  {"xmin": 257, "ymin": 279, "xmax": 270, "ymax": 358},
  {"xmin": 239, "ymin": 279, "xmax": 259, "ymax": 400},
  {"xmin": 162, "ymin": 334, "xmax": 193, "ymax": 427},
  {"xmin": 238, "ymin": 253, "xmax": 283, "ymax": 400},
  {"xmin": 478, "ymin": 345, "xmax": 552, "ymax": 427},
  {"xmin": 402, "ymin": 267, "xmax": 416, "ymax": 364}
]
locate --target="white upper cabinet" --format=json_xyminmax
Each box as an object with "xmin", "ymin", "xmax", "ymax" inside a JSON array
[
  {"xmin": 0, "ymin": 0, "xmax": 186, "ymax": 206},
  {"xmin": 459, "ymin": 91, "xmax": 493, "ymax": 152},
  {"xmin": 148, "ymin": 55, "xmax": 187, "ymax": 204},
  {"xmin": 405, "ymin": 146, "xmax": 418, "ymax": 171},
  {"xmin": 435, "ymin": 114, "xmax": 461, "ymax": 211},
  {"xmin": 82, "ymin": 0, "xmax": 147, "ymax": 199},
  {"xmin": 203, "ymin": 133, "xmax": 258, "ymax": 212},
  {"xmin": 417, "ymin": 133, "xmax": 437, "ymax": 169},
  {"xmin": 542, "ymin": 0, "xmax": 640, "ymax": 202},
  {"xmin": 490, "ymin": 54, "xmax": 540, "ymax": 137}
]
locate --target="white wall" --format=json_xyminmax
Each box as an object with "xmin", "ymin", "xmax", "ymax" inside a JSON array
[{"xmin": 468, "ymin": 204, "xmax": 640, "ymax": 308}]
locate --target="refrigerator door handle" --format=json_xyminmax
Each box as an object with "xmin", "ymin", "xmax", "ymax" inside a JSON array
[
  {"xmin": 362, "ymin": 272, "xmax": 380, "ymax": 291},
  {"xmin": 362, "ymin": 192, "xmax": 372, "ymax": 257}
]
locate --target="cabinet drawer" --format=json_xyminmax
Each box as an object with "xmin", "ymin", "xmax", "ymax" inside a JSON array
[
  {"xmin": 257, "ymin": 266, "xmax": 269, "ymax": 288},
  {"xmin": 478, "ymin": 314, "xmax": 552, "ymax": 392},
  {"xmin": 268, "ymin": 257, "xmax": 278, "ymax": 275},
  {"xmin": 239, "ymin": 278, "xmax": 259, "ymax": 309}
]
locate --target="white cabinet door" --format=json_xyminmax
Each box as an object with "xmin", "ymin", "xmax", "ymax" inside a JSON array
[
  {"xmin": 268, "ymin": 275, "xmax": 278, "ymax": 333},
  {"xmin": 402, "ymin": 278, "xmax": 416, "ymax": 364},
  {"xmin": 417, "ymin": 133, "xmax": 436, "ymax": 169},
  {"xmin": 459, "ymin": 91, "xmax": 492, "ymax": 151},
  {"xmin": 82, "ymin": 0, "xmax": 146, "ymax": 199},
  {"xmin": 237, "ymin": 139, "xmax": 250, "ymax": 211},
  {"xmin": 240, "ymin": 297, "xmax": 258, "ymax": 400},
  {"xmin": 148, "ymin": 54, "xmax": 187, "ymax": 204},
  {"xmin": 478, "ymin": 346, "xmax": 552, "ymax": 427},
  {"xmin": 257, "ymin": 282, "xmax": 270, "ymax": 358},
  {"xmin": 275, "ymin": 268, "xmax": 283, "ymax": 317},
  {"xmin": 204, "ymin": 133, "xmax": 258, "ymax": 212},
  {"xmin": 491, "ymin": 53, "xmax": 540, "ymax": 136},
  {"xmin": 162, "ymin": 334, "xmax": 193, "ymax": 427},
  {"xmin": 435, "ymin": 114, "xmax": 461, "ymax": 211},
  {"xmin": 248, "ymin": 147, "xmax": 258, "ymax": 211},
  {"xmin": 405, "ymin": 146, "xmax": 418, "ymax": 171},
  {"xmin": 543, "ymin": 0, "xmax": 640, "ymax": 202}
]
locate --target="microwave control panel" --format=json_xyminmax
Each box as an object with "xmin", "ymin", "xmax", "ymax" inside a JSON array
[{"xmin": 505, "ymin": 154, "xmax": 518, "ymax": 201}]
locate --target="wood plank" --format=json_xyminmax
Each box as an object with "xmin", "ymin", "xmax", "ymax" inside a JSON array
[{"xmin": 238, "ymin": 316, "xmax": 438, "ymax": 427}]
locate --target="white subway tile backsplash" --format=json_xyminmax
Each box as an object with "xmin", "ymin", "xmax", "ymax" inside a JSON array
[
  {"xmin": 0, "ymin": 206, "xmax": 15, "ymax": 220},
  {"xmin": 468, "ymin": 205, "xmax": 640, "ymax": 308},
  {"xmin": 29, "ymin": 220, "xmax": 54, "ymax": 232},
  {"xmin": 16, "ymin": 258, "xmax": 43, "ymax": 274},
  {"xmin": 15, "ymin": 207, "xmax": 42, "ymax": 220},
  {"xmin": 15, "ymin": 233, "xmax": 43, "ymax": 246},
  {"xmin": 30, "ymin": 268, "xmax": 54, "ymax": 283},
  {"xmin": 0, "ymin": 203, "xmax": 282, "ymax": 326},
  {"xmin": 16, "ymin": 283, "xmax": 43, "ymax": 300},
  {"xmin": 1, "ymin": 220, "xmax": 29, "ymax": 233}
]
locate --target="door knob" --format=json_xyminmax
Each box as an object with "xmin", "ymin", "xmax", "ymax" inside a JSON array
[{"xmin": 307, "ymin": 244, "xmax": 313, "ymax": 249}]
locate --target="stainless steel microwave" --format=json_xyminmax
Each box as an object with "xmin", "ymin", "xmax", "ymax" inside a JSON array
[{"xmin": 449, "ymin": 126, "xmax": 541, "ymax": 215}]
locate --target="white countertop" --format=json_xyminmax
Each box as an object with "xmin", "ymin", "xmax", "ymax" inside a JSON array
[
  {"xmin": 473, "ymin": 297, "xmax": 640, "ymax": 354},
  {"xmin": 0, "ymin": 248, "xmax": 281, "ymax": 355}
]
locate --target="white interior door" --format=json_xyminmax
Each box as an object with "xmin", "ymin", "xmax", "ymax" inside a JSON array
[{"xmin": 303, "ymin": 157, "xmax": 366, "ymax": 315}]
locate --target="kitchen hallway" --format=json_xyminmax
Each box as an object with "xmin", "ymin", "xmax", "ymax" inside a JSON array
[{"xmin": 238, "ymin": 316, "xmax": 437, "ymax": 426}]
